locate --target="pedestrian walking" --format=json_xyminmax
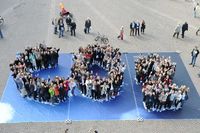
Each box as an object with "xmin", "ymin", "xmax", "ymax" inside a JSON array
[
  {"xmin": 182, "ymin": 22, "xmax": 188, "ymax": 38},
  {"xmin": 141, "ymin": 20, "xmax": 146, "ymax": 34},
  {"xmin": 65, "ymin": 15, "xmax": 72, "ymax": 32},
  {"xmin": 84, "ymin": 17, "xmax": 91, "ymax": 34},
  {"xmin": 70, "ymin": 20, "xmax": 76, "ymax": 36},
  {"xmin": 173, "ymin": 24, "xmax": 181, "ymax": 38},
  {"xmin": 196, "ymin": 27, "xmax": 200, "ymax": 35},
  {"xmin": 190, "ymin": 46, "xmax": 199, "ymax": 67},
  {"xmin": 117, "ymin": 26, "xmax": 124, "ymax": 40}
]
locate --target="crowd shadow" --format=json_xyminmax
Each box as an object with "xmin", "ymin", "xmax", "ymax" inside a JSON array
[{"xmin": 129, "ymin": 33, "xmax": 156, "ymax": 42}]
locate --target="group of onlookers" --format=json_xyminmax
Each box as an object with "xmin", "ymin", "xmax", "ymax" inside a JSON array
[
  {"xmin": 130, "ymin": 20, "xmax": 146, "ymax": 36},
  {"xmin": 71, "ymin": 44, "xmax": 126, "ymax": 101},
  {"xmin": 52, "ymin": 7, "xmax": 92, "ymax": 38},
  {"xmin": 135, "ymin": 53, "xmax": 189, "ymax": 112},
  {"xmin": 117, "ymin": 20, "xmax": 146, "ymax": 40},
  {"xmin": 52, "ymin": 15, "xmax": 77, "ymax": 38}
]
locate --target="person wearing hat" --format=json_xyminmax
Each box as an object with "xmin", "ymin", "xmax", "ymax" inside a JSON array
[
  {"xmin": 84, "ymin": 17, "xmax": 91, "ymax": 34},
  {"xmin": 190, "ymin": 46, "xmax": 199, "ymax": 67}
]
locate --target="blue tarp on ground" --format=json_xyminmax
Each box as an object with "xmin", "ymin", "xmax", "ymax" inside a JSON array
[{"xmin": 1, "ymin": 53, "xmax": 200, "ymax": 123}]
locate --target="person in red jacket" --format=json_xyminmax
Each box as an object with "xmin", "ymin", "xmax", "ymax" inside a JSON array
[{"xmin": 84, "ymin": 51, "xmax": 92, "ymax": 64}]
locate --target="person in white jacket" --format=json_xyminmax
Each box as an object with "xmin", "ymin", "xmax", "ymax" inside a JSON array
[{"xmin": 173, "ymin": 24, "xmax": 182, "ymax": 38}]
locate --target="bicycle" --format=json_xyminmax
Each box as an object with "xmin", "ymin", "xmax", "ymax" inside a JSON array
[{"xmin": 94, "ymin": 32, "xmax": 109, "ymax": 44}]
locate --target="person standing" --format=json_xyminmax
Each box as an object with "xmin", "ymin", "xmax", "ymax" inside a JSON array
[
  {"xmin": 52, "ymin": 17, "xmax": 58, "ymax": 34},
  {"xmin": 0, "ymin": 17, "xmax": 3, "ymax": 39},
  {"xmin": 65, "ymin": 15, "xmax": 72, "ymax": 32},
  {"xmin": 58, "ymin": 19, "xmax": 65, "ymax": 38},
  {"xmin": 130, "ymin": 21, "xmax": 134, "ymax": 36},
  {"xmin": 117, "ymin": 26, "xmax": 124, "ymax": 40},
  {"xmin": 69, "ymin": 78, "xmax": 76, "ymax": 96},
  {"xmin": 190, "ymin": 46, "xmax": 199, "ymax": 67},
  {"xmin": 141, "ymin": 20, "xmax": 146, "ymax": 34},
  {"xmin": 135, "ymin": 21, "xmax": 140, "ymax": 36},
  {"xmin": 181, "ymin": 22, "xmax": 188, "ymax": 38},
  {"xmin": 84, "ymin": 17, "xmax": 91, "ymax": 34},
  {"xmin": 194, "ymin": 2, "xmax": 199, "ymax": 18},
  {"xmin": 173, "ymin": 24, "xmax": 181, "ymax": 38},
  {"xmin": 70, "ymin": 20, "xmax": 76, "ymax": 36},
  {"xmin": 0, "ymin": 27, "xmax": 3, "ymax": 39}
]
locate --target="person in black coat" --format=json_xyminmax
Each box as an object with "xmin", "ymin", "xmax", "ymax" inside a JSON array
[
  {"xmin": 85, "ymin": 18, "xmax": 91, "ymax": 34},
  {"xmin": 130, "ymin": 21, "xmax": 134, "ymax": 36},
  {"xmin": 141, "ymin": 20, "xmax": 146, "ymax": 34},
  {"xmin": 65, "ymin": 15, "xmax": 72, "ymax": 32},
  {"xmin": 182, "ymin": 22, "xmax": 188, "ymax": 38},
  {"xmin": 70, "ymin": 20, "xmax": 76, "ymax": 36}
]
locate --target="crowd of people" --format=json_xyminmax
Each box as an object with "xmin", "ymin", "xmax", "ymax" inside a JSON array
[
  {"xmin": 8, "ymin": 44, "xmax": 74, "ymax": 105},
  {"xmin": 10, "ymin": 43, "xmax": 126, "ymax": 104},
  {"xmin": 71, "ymin": 44, "xmax": 126, "ymax": 101},
  {"xmin": 135, "ymin": 53, "xmax": 189, "ymax": 112}
]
